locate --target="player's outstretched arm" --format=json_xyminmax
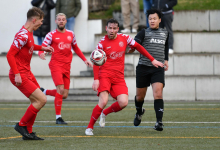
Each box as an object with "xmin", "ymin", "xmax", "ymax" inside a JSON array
[{"xmin": 134, "ymin": 42, "xmax": 164, "ymax": 68}]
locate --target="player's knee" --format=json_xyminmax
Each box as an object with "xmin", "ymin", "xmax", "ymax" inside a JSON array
[
  {"xmin": 62, "ymin": 94, "xmax": 68, "ymax": 99},
  {"xmin": 40, "ymin": 95, "xmax": 47, "ymax": 106},
  {"xmin": 153, "ymin": 90, "xmax": 163, "ymax": 99},
  {"xmin": 136, "ymin": 95, "xmax": 145, "ymax": 101},
  {"xmin": 119, "ymin": 100, "xmax": 128, "ymax": 108}
]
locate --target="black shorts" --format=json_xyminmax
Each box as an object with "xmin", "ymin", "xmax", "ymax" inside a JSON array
[{"xmin": 136, "ymin": 64, "xmax": 165, "ymax": 88}]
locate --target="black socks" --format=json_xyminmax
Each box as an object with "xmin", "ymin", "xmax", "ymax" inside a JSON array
[
  {"xmin": 135, "ymin": 96, "xmax": 144, "ymax": 115},
  {"xmin": 154, "ymin": 99, "xmax": 164, "ymax": 122}
]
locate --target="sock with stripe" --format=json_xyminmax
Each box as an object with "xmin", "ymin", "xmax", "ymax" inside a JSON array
[
  {"xmin": 26, "ymin": 113, "xmax": 37, "ymax": 133},
  {"xmin": 103, "ymin": 101, "xmax": 122, "ymax": 116},
  {"xmin": 154, "ymin": 99, "xmax": 164, "ymax": 122},
  {"xmin": 87, "ymin": 105, "xmax": 103, "ymax": 129},
  {"xmin": 54, "ymin": 93, "xmax": 63, "ymax": 116},
  {"xmin": 19, "ymin": 104, "xmax": 39, "ymax": 126}
]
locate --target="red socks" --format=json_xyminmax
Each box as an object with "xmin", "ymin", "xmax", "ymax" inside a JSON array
[
  {"xmin": 26, "ymin": 113, "xmax": 37, "ymax": 133},
  {"xmin": 19, "ymin": 104, "xmax": 39, "ymax": 127},
  {"xmin": 46, "ymin": 89, "xmax": 57, "ymax": 97},
  {"xmin": 54, "ymin": 93, "xmax": 63, "ymax": 115},
  {"xmin": 103, "ymin": 102, "xmax": 122, "ymax": 115},
  {"xmin": 87, "ymin": 105, "xmax": 103, "ymax": 129}
]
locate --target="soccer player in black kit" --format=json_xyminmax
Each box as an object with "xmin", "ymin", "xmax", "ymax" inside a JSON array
[{"xmin": 128, "ymin": 9, "xmax": 169, "ymax": 131}]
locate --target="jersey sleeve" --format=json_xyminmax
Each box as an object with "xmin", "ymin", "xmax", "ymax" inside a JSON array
[
  {"xmin": 42, "ymin": 32, "xmax": 53, "ymax": 47},
  {"xmin": 72, "ymin": 44, "xmax": 87, "ymax": 61},
  {"xmin": 96, "ymin": 36, "xmax": 105, "ymax": 50},
  {"xmin": 134, "ymin": 42, "xmax": 154, "ymax": 62},
  {"xmin": 123, "ymin": 34, "xmax": 136, "ymax": 48},
  {"xmin": 134, "ymin": 29, "xmax": 145, "ymax": 45},
  {"xmin": 6, "ymin": 47, "xmax": 20, "ymax": 74},
  {"xmin": 93, "ymin": 65, "xmax": 99, "ymax": 80},
  {"xmin": 11, "ymin": 30, "xmax": 28, "ymax": 51},
  {"xmin": 71, "ymin": 32, "xmax": 77, "ymax": 45},
  {"xmin": 165, "ymin": 33, "xmax": 169, "ymax": 61}
]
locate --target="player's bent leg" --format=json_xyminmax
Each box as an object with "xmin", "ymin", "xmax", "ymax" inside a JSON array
[
  {"xmin": 29, "ymin": 88, "xmax": 47, "ymax": 110},
  {"xmin": 117, "ymin": 94, "xmax": 128, "ymax": 109},
  {"xmin": 134, "ymin": 87, "xmax": 147, "ymax": 126},
  {"xmin": 62, "ymin": 89, "xmax": 69, "ymax": 99},
  {"xmin": 98, "ymin": 91, "xmax": 109, "ymax": 128},
  {"xmin": 15, "ymin": 89, "xmax": 46, "ymax": 139}
]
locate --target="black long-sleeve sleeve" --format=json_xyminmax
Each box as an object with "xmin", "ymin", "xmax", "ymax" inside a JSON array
[{"xmin": 164, "ymin": 33, "xmax": 169, "ymax": 61}]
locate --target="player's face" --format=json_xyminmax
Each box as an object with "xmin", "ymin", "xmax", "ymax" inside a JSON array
[
  {"xmin": 33, "ymin": 17, "xmax": 43, "ymax": 31},
  {"xmin": 106, "ymin": 23, "xmax": 119, "ymax": 40},
  {"xmin": 148, "ymin": 13, "xmax": 161, "ymax": 29},
  {"xmin": 56, "ymin": 15, "xmax": 67, "ymax": 30}
]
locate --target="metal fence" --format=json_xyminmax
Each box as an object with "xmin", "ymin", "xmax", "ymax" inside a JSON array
[{"xmin": 88, "ymin": 0, "xmax": 115, "ymax": 12}]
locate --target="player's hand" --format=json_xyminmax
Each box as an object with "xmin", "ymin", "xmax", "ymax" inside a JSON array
[
  {"xmin": 39, "ymin": 53, "xmax": 46, "ymax": 60},
  {"xmin": 15, "ymin": 73, "xmax": 22, "ymax": 86},
  {"xmin": 42, "ymin": 46, "xmax": 54, "ymax": 54},
  {"xmin": 152, "ymin": 59, "xmax": 164, "ymax": 68},
  {"xmin": 127, "ymin": 48, "xmax": 135, "ymax": 53},
  {"xmin": 164, "ymin": 60, "xmax": 169, "ymax": 71},
  {"xmin": 84, "ymin": 60, "xmax": 93, "ymax": 68},
  {"xmin": 92, "ymin": 80, "xmax": 99, "ymax": 92}
]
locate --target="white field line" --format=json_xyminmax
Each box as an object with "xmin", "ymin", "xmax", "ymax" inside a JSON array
[
  {"xmin": 4, "ymin": 121, "xmax": 220, "ymax": 124},
  {"xmin": 0, "ymin": 104, "xmax": 219, "ymax": 107}
]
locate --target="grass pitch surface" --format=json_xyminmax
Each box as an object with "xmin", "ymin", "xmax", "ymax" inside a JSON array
[{"xmin": 0, "ymin": 101, "xmax": 220, "ymax": 150}]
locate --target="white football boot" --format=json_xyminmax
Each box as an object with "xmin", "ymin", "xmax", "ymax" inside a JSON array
[
  {"xmin": 85, "ymin": 128, "xmax": 94, "ymax": 135},
  {"xmin": 99, "ymin": 112, "xmax": 106, "ymax": 128}
]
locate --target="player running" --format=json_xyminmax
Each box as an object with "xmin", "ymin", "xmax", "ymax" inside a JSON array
[
  {"xmin": 6, "ymin": 7, "xmax": 54, "ymax": 140},
  {"xmin": 85, "ymin": 18, "xmax": 164, "ymax": 135},
  {"xmin": 38, "ymin": 13, "xmax": 92, "ymax": 124}
]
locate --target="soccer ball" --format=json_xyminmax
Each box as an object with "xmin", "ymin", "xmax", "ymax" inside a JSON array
[{"xmin": 90, "ymin": 49, "xmax": 107, "ymax": 66}]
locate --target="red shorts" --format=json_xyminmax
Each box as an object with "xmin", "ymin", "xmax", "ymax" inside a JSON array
[
  {"xmin": 9, "ymin": 71, "xmax": 40, "ymax": 98},
  {"xmin": 98, "ymin": 77, "xmax": 128, "ymax": 100},
  {"xmin": 50, "ymin": 66, "xmax": 70, "ymax": 89}
]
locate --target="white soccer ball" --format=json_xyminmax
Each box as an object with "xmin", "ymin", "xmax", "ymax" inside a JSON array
[{"xmin": 90, "ymin": 49, "xmax": 107, "ymax": 66}]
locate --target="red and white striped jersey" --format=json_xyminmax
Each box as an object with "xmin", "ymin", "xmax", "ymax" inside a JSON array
[
  {"xmin": 96, "ymin": 33, "xmax": 136, "ymax": 78},
  {"xmin": 9, "ymin": 26, "xmax": 35, "ymax": 74},
  {"xmin": 42, "ymin": 29, "xmax": 77, "ymax": 66}
]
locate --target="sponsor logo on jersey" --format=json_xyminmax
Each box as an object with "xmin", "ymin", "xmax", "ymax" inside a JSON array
[
  {"xmin": 107, "ymin": 46, "xmax": 111, "ymax": 49},
  {"xmin": 110, "ymin": 51, "xmax": 124, "ymax": 59},
  {"xmin": 160, "ymin": 33, "xmax": 166, "ymax": 37},
  {"xmin": 55, "ymin": 38, "xmax": 60, "ymax": 39},
  {"xmin": 150, "ymin": 38, "xmax": 165, "ymax": 44},
  {"xmin": 29, "ymin": 46, "xmax": 34, "ymax": 54},
  {"xmin": 119, "ymin": 41, "xmax": 124, "ymax": 47},
  {"xmin": 67, "ymin": 36, "xmax": 72, "ymax": 41},
  {"xmin": 58, "ymin": 42, "xmax": 71, "ymax": 50}
]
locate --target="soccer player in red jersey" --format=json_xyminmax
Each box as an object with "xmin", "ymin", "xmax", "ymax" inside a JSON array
[
  {"xmin": 85, "ymin": 18, "xmax": 164, "ymax": 135},
  {"xmin": 6, "ymin": 7, "xmax": 54, "ymax": 140},
  {"xmin": 38, "ymin": 13, "xmax": 93, "ymax": 124}
]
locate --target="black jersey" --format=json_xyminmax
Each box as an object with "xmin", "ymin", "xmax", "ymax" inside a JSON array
[{"xmin": 134, "ymin": 28, "xmax": 169, "ymax": 67}]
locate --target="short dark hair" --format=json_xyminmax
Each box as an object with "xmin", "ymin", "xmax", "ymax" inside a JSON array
[
  {"xmin": 147, "ymin": 9, "xmax": 162, "ymax": 19},
  {"xmin": 27, "ymin": 7, "xmax": 44, "ymax": 20},
  {"xmin": 106, "ymin": 18, "xmax": 119, "ymax": 27}
]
